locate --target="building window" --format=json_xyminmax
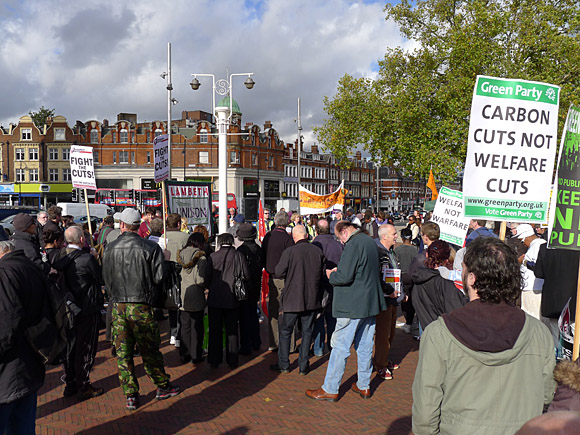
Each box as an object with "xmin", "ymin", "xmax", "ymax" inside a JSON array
[
  {"xmin": 62, "ymin": 148, "xmax": 70, "ymax": 161},
  {"xmin": 62, "ymin": 168, "xmax": 71, "ymax": 182},
  {"xmin": 48, "ymin": 148, "xmax": 58, "ymax": 160},
  {"xmin": 29, "ymin": 169, "xmax": 39, "ymax": 182},
  {"xmin": 113, "ymin": 152, "xmax": 117, "ymax": 164},
  {"xmin": 229, "ymin": 151, "xmax": 238, "ymax": 164},
  {"xmin": 16, "ymin": 169, "xmax": 25, "ymax": 182},
  {"xmin": 269, "ymin": 155, "xmax": 274, "ymax": 167},
  {"xmin": 146, "ymin": 151, "xmax": 151, "ymax": 164},
  {"xmin": 131, "ymin": 152, "xmax": 135, "ymax": 164},
  {"xmin": 120, "ymin": 129, "xmax": 128, "ymax": 144},
  {"xmin": 21, "ymin": 128, "xmax": 32, "ymax": 141},
  {"xmin": 119, "ymin": 151, "xmax": 129, "ymax": 164},
  {"xmin": 49, "ymin": 168, "xmax": 59, "ymax": 182},
  {"xmin": 54, "ymin": 128, "xmax": 65, "ymax": 141},
  {"xmin": 94, "ymin": 151, "xmax": 99, "ymax": 164},
  {"xmin": 15, "ymin": 148, "xmax": 25, "ymax": 161},
  {"xmin": 90, "ymin": 130, "xmax": 99, "ymax": 144},
  {"xmin": 252, "ymin": 153, "xmax": 257, "ymax": 165},
  {"xmin": 199, "ymin": 151, "xmax": 209, "ymax": 164},
  {"xmin": 154, "ymin": 129, "xmax": 163, "ymax": 138},
  {"xmin": 199, "ymin": 129, "xmax": 208, "ymax": 143},
  {"xmin": 29, "ymin": 148, "xmax": 38, "ymax": 161}
]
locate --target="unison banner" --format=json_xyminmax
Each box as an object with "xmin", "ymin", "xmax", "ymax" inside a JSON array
[
  {"xmin": 548, "ymin": 105, "xmax": 580, "ymax": 250},
  {"xmin": 431, "ymin": 187, "xmax": 470, "ymax": 246},
  {"xmin": 69, "ymin": 145, "xmax": 96, "ymax": 190},
  {"xmin": 463, "ymin": 76, "xmax": 560, "ymax": 223},
  {"xmin": 299, "ymin": 182, "xmax": 347, "ymax": 215},
  {"xmin": 165, "ymin": 181, "xmax": 212, "ymax": 235}
]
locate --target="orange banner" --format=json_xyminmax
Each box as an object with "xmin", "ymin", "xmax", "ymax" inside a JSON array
[{"xmin": 299, "ymin": 182, "xmax": 347, "ymax": 214}]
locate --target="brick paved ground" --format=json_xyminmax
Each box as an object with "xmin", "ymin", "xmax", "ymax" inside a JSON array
[{"xmin": 36, "ymin": 315, "xmax": 419, "ymax": 434}]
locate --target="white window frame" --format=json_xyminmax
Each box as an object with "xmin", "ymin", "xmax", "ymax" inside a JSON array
[
  {"xmin": 119, "ymin": 151, "xmax": 129, "ymax": 164},
  {"xmin": 199, "ymin": 129, "xmax": 208, "ymax": 143},
  {"xmin": 48, "ymin": 148, "xmax": 58, "ymax": 160},
  {"xmin": 62, "ymin": 148, "xmax": 70, "ymax": 161},
  {"xmin": 21, "ymin": 128, "xmax": 32, "ymax": 141},
  {"xmin": 54, "ymin": 128, "xmax": 66, "ymax": 141},
  {"xmin": 29, "ymin": 169, "xmax": 39, "ymax": 182},
  {"xmin": 62, "ymin": 168, "xmax": 72, "ymax": 182},
  {"xmin": 16, "ymin": 169, "xmax": 25, "ymax": 182},
  {"xmin": 90, "ymin": 130, "xmax": 99, "ymax": 144},
  {"xmin": 49, "ymin": 168, "xmax": 59, "ymax": 182},
  {"xmin": 15, "ymin": 148, "xmax": 25, "ymax": 161},
  {"xmin": 29, "ymin": 148, "xmax": 38, "ymax": 161},
  {"xmin": 120, "ymin": 129, "xmax": 129, "ymax": 144},
  {"xmin": 199, "ymin": 151, "xmax": 209, "ymax": 164}
]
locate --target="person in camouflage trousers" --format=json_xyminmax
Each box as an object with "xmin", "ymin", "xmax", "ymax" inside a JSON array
[{"xmin": 103, "ymin": 208, "xmax": 181, "ymax": 410}]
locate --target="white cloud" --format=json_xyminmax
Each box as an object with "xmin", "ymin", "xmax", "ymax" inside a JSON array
[{"xmin": 0, "ymin": 0, "xmax": 404, "ymax": 150}]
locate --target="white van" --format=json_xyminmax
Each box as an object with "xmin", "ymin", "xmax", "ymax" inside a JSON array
[{"xmin": 57, "ymin": 203, "xmax": 113, "ymax": 220}]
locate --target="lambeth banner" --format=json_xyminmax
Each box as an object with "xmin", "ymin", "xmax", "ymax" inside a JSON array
[
  {"xmin": 154, "ymin": 134, "xmax": 169, "ymax": 183},
  {"xmin": 463, "ymin": 76, "xmax": 560, "ymax": 223},
  {"xmin": 165, "ymin": 181, "xmax": 212, "ymax": 234},
  {"xmin": 299, "ymin": 182, "xmax": 347, "ymax": 215},
  {"xmin": 69, "ymin": 145, "xmax": 96, "ymax": 190},
  {"xmin": 548, "ymin": 105, "xmax": 580, "ymax": 250},
  {"xmin": 431, "ymin": 187, "xmax": 470, "ymax": 246}
]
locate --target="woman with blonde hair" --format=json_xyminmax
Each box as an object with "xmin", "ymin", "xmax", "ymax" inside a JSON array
[{"xmin": 180, "ymin": 217, "xmax": 190, "ymax": 233}]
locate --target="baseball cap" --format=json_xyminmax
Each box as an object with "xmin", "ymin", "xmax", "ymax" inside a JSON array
[
  {"xmin": 113, "ymin": 212, "xmax": 122, "ymax": 222},
  {"xmin": 120, "ymin": 208, "xmax": 142, "ymax": 225},
  {"xmin": 515, "ymin": 224, "xmax": 535, "ymax": 240}
]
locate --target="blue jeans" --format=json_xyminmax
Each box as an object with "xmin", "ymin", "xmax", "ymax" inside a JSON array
[
  {"xmin": 322, "ymin": 316, "xmax": 376, "ymax": 395},
  {"xmin": 312, "ymin": 309, "xmax": 336, "ymax": 356},
  {"xmin": 0, "ymin": 391, "xmax": 37, "ymax": 435}
]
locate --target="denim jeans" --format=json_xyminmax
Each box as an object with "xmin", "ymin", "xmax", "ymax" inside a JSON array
[
  {"xmin": 278, "ymin": 310, "xmax": 315, "ymax": 372},
  {"xmin": 312, "ymin": 309, "xmax": 336, "ymax": 356},
  {"xmin": 0, "ymin": 391, "xmax": 37, "ymax": 435},
  {"xmin": 322, "ymin": 316, "xmax": 376, "ymax": 395}
]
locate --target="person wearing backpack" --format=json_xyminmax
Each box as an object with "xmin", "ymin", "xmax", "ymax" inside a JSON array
[
  {"xmin": 0, "ymin": 241, "xmax": 49, "ymax": 434},
  {"xmin": 236, "ymin": 223, "xmax": 264, "ymax": 355},
  {"xmin": 52, "ymin": 226, "xmax": 104, "ymax": 401}
]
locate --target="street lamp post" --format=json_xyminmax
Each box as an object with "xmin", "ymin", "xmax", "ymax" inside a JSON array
[{"xmin": 190, "ymin": 72, "xmax": 255, "ymax": 234}]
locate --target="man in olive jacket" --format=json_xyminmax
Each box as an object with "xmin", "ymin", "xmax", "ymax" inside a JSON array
[
  {"xmin": 271, "ymin": 225, "xmax": 325, "ymax": 375},
  {"xmin": 412, "ymin": 237, "xmax": 556, "ymax": 435},
  {"xmin": 306, "ymin": 220, "xmax": 386, "ymax": 402}
]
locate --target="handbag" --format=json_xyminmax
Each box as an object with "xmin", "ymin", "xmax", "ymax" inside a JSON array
[
  {"xmin": 154, "ymin": 261, "xmax": 182, "ymax": 309},
  {"xmin": 233, "ymin": 252, "xmax": 248, "ymax": 301}
]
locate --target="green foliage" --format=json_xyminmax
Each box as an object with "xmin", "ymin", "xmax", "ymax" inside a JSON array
[
  {"xmin": 29, "ymin": 106, "xmax": 55, "ymax": 128},
  {"xmin": 315, "ymin": 0, "xmax": 580, "ymax": 183}
]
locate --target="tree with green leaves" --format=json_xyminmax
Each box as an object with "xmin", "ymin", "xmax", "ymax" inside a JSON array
[
  {"xmin": 315, "ymin": 0, "xmax": 580, "ymax": 183},
  {"xmin": 29, "ymin": 106, "xmax": 55, "ymax": 128}
]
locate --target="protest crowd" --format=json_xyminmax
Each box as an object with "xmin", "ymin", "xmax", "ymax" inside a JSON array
[{"xmin": 0, "ymin": 200, "xmax": 579, "ymax": 435}]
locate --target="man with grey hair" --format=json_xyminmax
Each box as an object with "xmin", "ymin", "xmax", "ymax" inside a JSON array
[
  {"xmin": 36, "ymin": 211, "xmax": 48, "ymax": 245},
  {"xmin": 52, "ymin": 226, "xmax": 104, "ymax": 401},
  {"xmin": 271, "ymin": 225, "xmax": 325, "ymax": 375},
  {"xmin": 262, "ymin": 210, "xmax": 295, "ymax": 351},
  {"xmin": 0, "ymin": 239, "xmax": 50, "ymax": 434}
]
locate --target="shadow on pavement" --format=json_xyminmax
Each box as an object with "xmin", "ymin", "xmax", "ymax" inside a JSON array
[{"xmin": 386, "ymin": 415, "xmax": 412, "ymax": 435}]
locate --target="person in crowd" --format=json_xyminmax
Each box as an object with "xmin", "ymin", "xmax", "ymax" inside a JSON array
[
  {"xmin": 43, "ymin": 206, "xmax": 63, "ymax": 239},
  {"xmin": 54, "ymin": 226, "xmax": 104, "ymax": 401},
  {"xmin": 271, "ymin": 225, "xmax": 325, "ymax": 375},
  {"xmin": 395, "ymin": 228, "xmax": 418, "ymax": 334},
  {"xmin": 412, "ymin": 240, "xmax": 468, "ymax": 330},
  {"xmin": 288, "ymin": 212, "xmax": 302, "ymax": 230},
  {"xmin": 102, "ymin": 208, "xmax": 180, "ymax": 411},
  {"xmin": 361, "ymin": 210, "xmax": 379, "ymax": 239},
  {"xmin": 0, "ymin": 241, "xmax": 50, "ymax": 434},
  {"xmin": 264, "ymin": 209, "xmax": 275, "ymax": 231},
  {"xmin": 311, "ymin": 219, "xmax": 343, "ymax": 357},
  {"xmin": 262, "ymin": 211, "xmax": 295, "ymax": 352},
  {"xmin": 374, "ymin": 224, "xmax": 401, "ymax": 381},
  {"xmin": 406, "ymin": 215, "xmax": 420, "ymax": 243},
  {"xmin": 227, "ymin": 214, "xmax": 245, "ymax": 242},
  {"xmin": 329, "ymin": 210, "xmax": 343, "ymax": 235},
  {"xmin": 165, "ymin": 213, "xmax": 190, "ymax": 349},
  {"xmin": 106, "ymin": 212, "xmax": 122, "ymax": 244},
  {"xmin": 205, "ymin": 233, "xmax": 249, "ymax": 369},
  {"xmin": 95, "ymin": 216, "xmax": 114, "ymax": 248},
  {"xmin": 345, "ymin": 207, "xmax": 361, "ymax": 226},
  {"xmin": 155, "ymin": 209, "xmax": 162, "ymax": 219},
  {"xmin": 35, "ymin": 210, "xmax": 48, "ymax": 245},
  {"xmin": 465, "ymin": 219, "xmax": 498, "ymax": 246},
  {"xmin": 228, "ymin": 207, "xmax": 238, "ymax": 227},
  {"xmin": 180, "ymin": 217, "xmax": 190, "ymax": 233},
  {"xmin": 236, "ymin": 223, "xmax": 264, "ymax": 355},
  {"xmin": 516, "ymin": 411, "xmax": 580, "ymax": 435},
  {"xmin": 535, "ymin": 243, "xmax": 580, "ymax": 349},
  {"xmin": 193, "ymin": 225, "xmax": 214, "ymax": 255},
  {"xmin": 42, "ymin": 228, "xmax": 65, "ymax": 265},
  {"xmin": 412, "ymin": 237, "xmax": 556, "ymax": 434},
  {"xmin": 376, "ymin": 211, "xmax": 387, "ymax": 225},
  {"xmin": 407, "ymin": 221, "xmax": 440, "ymax": 286},
  {"xmin": 147, "ymin": 218, "xmax": 163, "ymax": 240},
  {"xmin": 176, "ymin": 232, "xmax": 207, "ymax": 364},
  {"xmin": 548, "ymin": 358, "xmax": 580, "ymax": 412},
  {"xmin": 515, "ymin": 224, "xmax": 546, "ymax": 320},
  {"xmin": 306, "ymin": 220, "xmax": 386, "ymax": 402},
  {"xmin": 305, "ymin": 215, "xmax": 318, "ymax": 240},
  {"xmin": 11, "ymin": 213, "xmax": 49, "ymax": 273},
  {"xmin": 63, "ymin": 215, "xmax": 76, "ymax": 229},
  {"xmin": 138, "ymin": 207, "xmax": 156, "ymax": 239}
]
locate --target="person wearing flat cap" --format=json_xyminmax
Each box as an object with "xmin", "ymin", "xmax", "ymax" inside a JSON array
[
  {"xmin": 10, "ymin": 213, "xmax": 49, "ymax": 273},
  {"xmin": 102, "ymin": 208, "xmax": 180, "ymax": 410},
  {"xmin": 227, "ymin": 214, "xmax": 245, "ymax": 247},
  {"xmin": 236, "ymin": 223, "xmax": 264, "ymax": 355}
]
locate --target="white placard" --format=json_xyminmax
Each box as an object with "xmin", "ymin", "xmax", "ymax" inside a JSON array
[
  {"xmin": 154, "ymin": 134, "xmax": 169, "ymax": 183},
  {"xmin": 463, "ymin": 76, "xmax": 560, "ymax": 223},
  {"xmin": 69, "ymin": 145, "xmax": 96, "ymax": 190},
  {"xmin": 431, "ymin": 186, "xmax": 470, "ymax": 246}
]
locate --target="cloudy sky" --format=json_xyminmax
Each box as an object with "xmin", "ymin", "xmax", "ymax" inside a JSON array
[{"xmin": 0, "ymin": 0, "xmax": 411, "ymax": 149}]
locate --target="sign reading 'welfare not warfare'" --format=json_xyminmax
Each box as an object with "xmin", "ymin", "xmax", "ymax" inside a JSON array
[{"xmin": 463, "ymin": 76, "xmax": 560, "ymax": 223}]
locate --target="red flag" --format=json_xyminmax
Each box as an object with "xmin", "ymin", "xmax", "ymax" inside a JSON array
[
  {"xmin": 261, "ymin": 269, "xmax": 269, "ymax": 317},
  {"xmin": 258, "ymin": 199, "xmax": 267, "ymax": 241}
]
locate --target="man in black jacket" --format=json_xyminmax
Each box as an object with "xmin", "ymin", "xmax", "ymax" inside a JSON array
[
  {"xmin": 262, "ymin": 211, "xmax": 295, "ymax": 351},
  {"xmin": 102, "ymin": 208, "xmax": 180, "ymax": 410},
  {"xmin": 10, "ymin": 213, "xmax": 49, "ymax": 274},
  {"xmin": 271, "ymin": 225, "xmax": 325, "ymax": 375},
  {"xmin": 55, "ymin": 226, "xmax": 104, "ymax": 401},
  {"xmin": 0, "ymin": 241, "xmax": 48, "ymax": 434}
]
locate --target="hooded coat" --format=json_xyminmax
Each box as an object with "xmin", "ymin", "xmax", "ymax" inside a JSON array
[
  {"xmin": 548, "ymin": 359, "xmax": 580, "ymax": 412},
  {"xmin": 176, "ymin": 246, "xmax": 207, "ymax": 312},
  {"xmin": 412, "ymin": 300, "xmax": 556, "ymax": 435}
]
